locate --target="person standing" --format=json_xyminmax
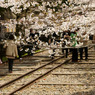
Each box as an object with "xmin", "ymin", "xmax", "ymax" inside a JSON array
[
  {"xmin": 4, "ymin": 34, "xmax": 18, "ymax": 73},
  {"xmin": 29, "ymin": 29, "xmax": 35, "ymax": 39}
]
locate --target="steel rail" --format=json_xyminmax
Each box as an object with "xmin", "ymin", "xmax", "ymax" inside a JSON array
[
  {"xmin": 0, "ymin": 48, "xmax": 49, "ymax": 67},
  {"xmin": 9, "ymin": 59, "xmax": 71, "ymax": 95},
  {"xmin": 0, "ymin": 45, "xmax": 92, "ymax": 88},
  {"xmin": 8, "ymin": 45, "xmax": 93, "ymax": 95},
  {"xmin": 0, "ymin": 55, "xmax": 64, "ymax": 89},
  {"xmin": 0, "ymin": 45, "xmax": 93, "ymax": 87},
  {"xmin": 0, "ymin": 45, "xmax": 93, "ymax": 95}
]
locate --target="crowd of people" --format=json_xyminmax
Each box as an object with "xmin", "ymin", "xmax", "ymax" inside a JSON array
[{"xmin": 0, "ymin": 27, "xmax": 95, "ymax": 73}]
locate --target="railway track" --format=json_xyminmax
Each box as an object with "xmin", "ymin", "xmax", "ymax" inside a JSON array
[
  {"xmin": 0, "ymin": 49, "xmax": 53, "ymax": 85},
  {"xmin": 14, "ymin": 46, "xmax": 95, "ymax": 95},
  {"xmin": 0, "ymin": 46, "xmax": 93, "ymax": 95},
  {"xmin": 0, "ymin": 48, "xmax": 49, "ymax": 67},
  {"xmin": 0, "ymin": 47, "xmax": 70, "ymax": 94},
  {"xmin": 0, "ymin": 54, "xmax": 70, "ymax": 94}
]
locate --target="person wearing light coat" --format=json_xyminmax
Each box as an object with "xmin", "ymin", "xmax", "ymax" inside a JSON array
[{"xmin": 4, "ymin": 34, "xmax": 18, "ymax": 73}]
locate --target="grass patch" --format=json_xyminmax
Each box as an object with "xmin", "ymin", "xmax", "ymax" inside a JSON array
[
  {"xmin": 22, "ymin": 53, "xmax": 28, "ymax": 57},
  {"xmin": 2, "ymin": 57, "xmax": 8, "ymax": 62},
  {"xmin": 35, "ymin": 49, "xmax": 41, "ymax": 53}
]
